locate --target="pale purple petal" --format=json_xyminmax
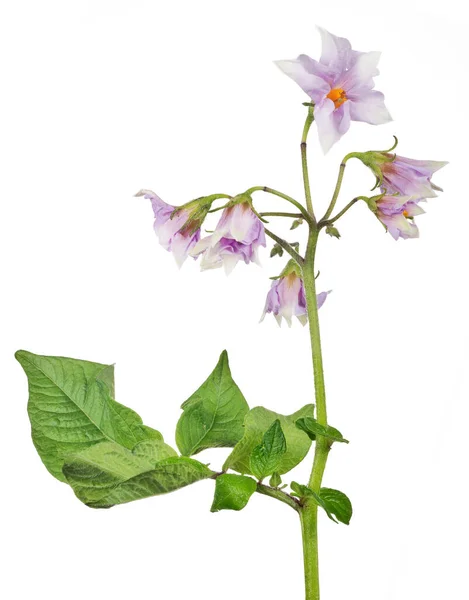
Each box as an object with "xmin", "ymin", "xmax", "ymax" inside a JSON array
[
  {"xmin": 315, "ymin": 99, "xmax": 349, "ymax": 153},
  {"xmin": 381, "ymin": 156, "xmax": 448, "ymax": 198},
  {"xmin": 403, "ymin": 201, "xmax": 425, "ymax": 217},
  {"xmin": 261, "ymin": 274, "xmax": 328, "ymax": 326},
  {"xmin": 348, "ymin": 90, "xmax": 392, "ymax": 125},
  {"xmin": 318, "ymin": 27, "xmax": 352, "ymax": 68},
  {"xmin": 194, "ymin": 203, "xmax": 266, "ymax": 274},
  {"xmin": 339, "ymin": 51, "xmax": 381, "ymax": 92},
  {"xmin": 274, "ymin": 59, "xmax": 330, "ymax": 103}
]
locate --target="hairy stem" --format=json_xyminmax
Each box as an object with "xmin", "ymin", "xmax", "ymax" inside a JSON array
[
  {"xmin": 256, "ymin": 483, "xmax": 301, "ymax": 511},
  {"xmin": 260, "ymin": 211, "xmax": 303, "ymax": 219},
  {"xmin": 246, "ymin": 186, "xmax": 312, "ymax": 222},
  {"xmin": 321, "ymin": 153, "xmax": 360, "ymax": 222},
  {"xmin": 300, "ymin": 505, "xmax": 320, "ymax": 600},
  {"xmin": 301, "ymin": 106, "xmax": 315, "ymax": 220}
]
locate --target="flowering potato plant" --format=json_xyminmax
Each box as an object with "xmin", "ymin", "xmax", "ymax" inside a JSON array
[{"xmin": 16, "ymin": 27, "xmax": 447, "ymax": 600}]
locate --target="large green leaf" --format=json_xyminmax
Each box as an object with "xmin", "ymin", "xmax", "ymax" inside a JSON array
[
  {"xmin": 15, "ymin": 350, "xmax": 160, "ymax": 482},
  {"xmin": 250, "ymin": 419, "xmax": 286, "ymax": 481},
  {"xmin": 176, "ymin": 350, "xmax": 249, "ymax": 456},
  {"xmin": 63, "ymin": 441, "xmax": 213, "ymax": 508},
  {"xmin": 223, "ymin": 404, "xmax": 314, "ymax": 476},
  {"xmin": 210, "ymin": 474, "xmax": 257, "ymax": 512}
]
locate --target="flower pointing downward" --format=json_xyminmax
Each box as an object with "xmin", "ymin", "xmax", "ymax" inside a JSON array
[
  {"xmin": 374, "ymin": 195, "xmax": 424, "ymax": 240},
  {"xmin": 136, "ymin": 189, "xmax": 204, "ymax": 268},
  {"xmin": 191, "ymin": 197, "xmax": 266, "ymax": 275},
  {"xmin": 261, "ymin": 260, "xmax": 329, "ymax": 327},
  {"xmin": 275, "ymin": 27, "xmax": 392, "ymax": 153}
]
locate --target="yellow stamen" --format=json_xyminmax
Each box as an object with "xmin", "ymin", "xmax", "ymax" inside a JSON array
[
  {"xmin": 327, "ymin": 87, "xmax": 348, "ymax": 109},
  {"xmin": 403, "ymin": 210, "xmax": 409, "ymax": 217}
]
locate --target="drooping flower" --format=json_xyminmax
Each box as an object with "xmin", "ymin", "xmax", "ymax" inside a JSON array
[
  {"xmin": 379, "ymin": 155, "xmax": 448, "ymax": 198},
  {"xmin": 358, "ymin": 145, "xmax": 448, "ymax": 198},
  {"xmin": 136, "ymin": 189, "xmax": 205, "ymax": 267},
  {"xmin": 261, "ymin": 260, "xmax": 329, "ymax": 327},
  {"xmin": 374, "ymin": 194, "xmax": 425, "ymax": 240},
  {"xmin": 275, "ymin": 27, "xmax": 391, "ymax": 153},
  {"xmin": 191, "ymin": 197, "xmax": 266, "ymax": 275}
]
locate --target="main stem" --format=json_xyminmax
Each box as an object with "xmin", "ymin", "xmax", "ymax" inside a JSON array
[
  {"xmin": 298, "ymin": 106, "xmax": 330, "ymax": 600},
  {"xmin": 300, "ymin": 228, "xmax": 330, "ymax": 600}
]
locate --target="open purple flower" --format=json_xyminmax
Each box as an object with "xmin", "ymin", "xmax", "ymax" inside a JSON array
[
  {"xmin": 136, "ymin": 189, "xmax": 202, "ymax": 268},
  {"xmin": 375, "ymin": 195, "xmax": 425, "ymax": 240},
  {"xmin": 261, "ymin": 261, "xmax": 329, "ymax": 327},
  {"xmin": 275, "ymin": 27, "xmax": 391, "ymax": 153},
  {"xmin": 379, "ymin": 155, "xmax": 448, "ymax": 198},
  {"xmin": 191, "ymin": 200, "xmax": 266, "ymax": 275}
]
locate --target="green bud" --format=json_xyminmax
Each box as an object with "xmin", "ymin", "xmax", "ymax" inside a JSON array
[
  {"xmin": 269, "ymin": 472, "xmax": 282, "ymax": 488},
  {"xmin": 290, "ymin": 218, "xmax": 303, "ymax": 230},
  {"xmin": 326, "ymin": 225, "xmax": 341, "ymax": 239},
  {"xmin": 270, "ymin": 244, "xmax": 284, "ymax": 258}
]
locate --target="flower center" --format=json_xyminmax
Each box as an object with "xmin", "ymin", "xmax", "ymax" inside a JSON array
[
  {"xmin": 403, "ymin": 210, "xmax": 409, "ymax": 217},
  {"xmin": 327, "ymin": 88, "xmax": 348, "ymax": 109}
]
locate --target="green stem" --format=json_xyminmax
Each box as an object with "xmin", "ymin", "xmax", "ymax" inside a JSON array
[
  {"xmin": 301, "ymin": 106, "xmax": 315, "ymax": 220},
  {"xmin": 299, "ymin": 228, "xmax": 330, "ymax": 600},
  {"xmin": 320, "ymin": 196, "xmax": 368, "ymax": 228},
  {"xmin": 300, "ymin": 505, "xmax": 320, "ymax": 600},
  {"xmin": 246, "ymin": 186, "xmax": 312, "ymax": 222},
  {"xmin": 321, "ymin": 153, "xmax": 360, "ymax": 222},
  {"xmin": 256, "ymin": 483, "xmax": 301, "ymax": 512},
  {"xmin": 260, "ymin": 211, "xmax": 303, "ymax": 219}
]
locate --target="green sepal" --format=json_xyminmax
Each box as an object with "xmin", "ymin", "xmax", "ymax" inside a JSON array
[
  {"xmin": 15, "ymin": 350, "xmax": 161, "ymax": 482},
  {"xmin": 295, "ymin": 417, "xmax": 349, "ymax": 444},
  {"xmin": 224, "ymin": 404, "xmax": 314, "ymax": 476},
  {"xmin": 210, "ymin": 474, "xmax": 257, "ymax": 512},
  {"xmin": 250, "ymin": 419, "xmax": 287, "ymax": 481},
  {"xmin": 176, "ymin": 350, "xmax": 249, "ymax": 456}
]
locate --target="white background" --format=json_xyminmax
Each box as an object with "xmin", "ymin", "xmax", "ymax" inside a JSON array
[{"xmin": 1, "ymin": 1, "xmax": 467, "ymax": 599}]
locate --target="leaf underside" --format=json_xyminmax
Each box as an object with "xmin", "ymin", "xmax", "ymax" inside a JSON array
[{"xmin": 16, "ymin": 350, "xmax": 162, "ymax": 482}]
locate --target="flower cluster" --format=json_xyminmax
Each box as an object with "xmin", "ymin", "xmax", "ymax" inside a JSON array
[
  {"xmin": 136, "ymin": 190, "xmax": 266, "ymax": 273},
  {"xmin": 361, "ymin": 152, "xmax": 447, "ymax": 239},
  {"xmin": 138, "ymin": 26, "xmax": 448, "ymax": 326}
]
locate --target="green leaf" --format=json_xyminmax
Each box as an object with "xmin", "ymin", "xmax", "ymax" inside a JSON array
[
  {"xmin": 290, "ymin": 483, "xmax": 352, "ymax": 525},
  {"xmin": 63, "ymin": 441, "xmax": 213, "ymax": 508},
  {"xmin": 211, "ymin": 474, "xmax": 257, "ymax": 512},
  {"xmin": 269, "ymin": 472, "xmax": 282, "ymax": 488},
  {"xmin": 295, "ymin": 417, "xmax": 349, "ymax": 444},
  {"xmin": 290, "ymin": 482, "xmax": 336, "ymax": 522},
  {"xmin": 176, "ymin": 351, "xmax": 249, "ymax": 456},
  {"xmin": 223, "ymin": 404, "xmax": 314, "ymax": 476},
  {"xmin": 250, "ymin": 420, "xmax": 286, "ymax": 480},
  {"xmin": 319, "ymin": 488, "xmax": 353, "ymax": 525},
  {"xmin": 15, "ymin": 350, "xmax": 159, "ymax": 482}
]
